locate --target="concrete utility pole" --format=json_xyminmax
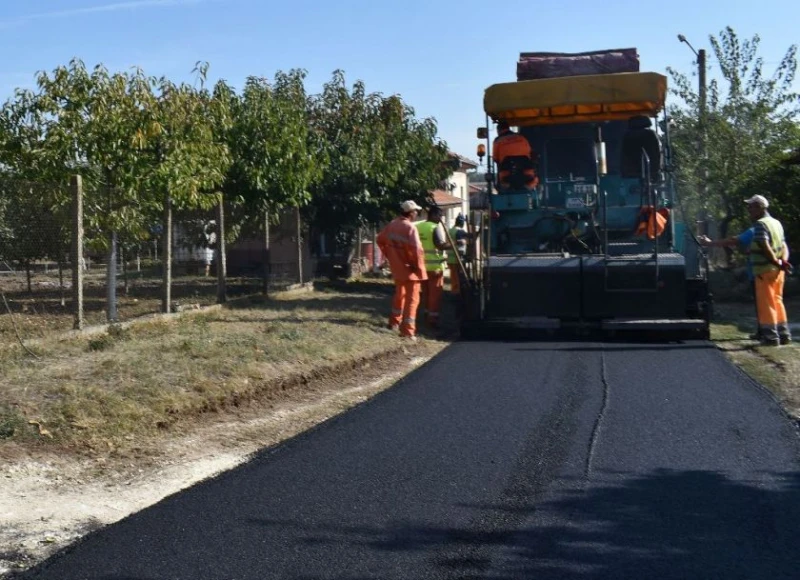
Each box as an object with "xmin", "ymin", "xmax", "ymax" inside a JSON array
[{"xmin": 678, "ymin": 34, "xmax": 709, "ymax": 234}]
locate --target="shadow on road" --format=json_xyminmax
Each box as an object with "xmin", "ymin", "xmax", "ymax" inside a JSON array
[{"xmin": 247, "ymin": 469, "xmax": 800, "ymax": 579}]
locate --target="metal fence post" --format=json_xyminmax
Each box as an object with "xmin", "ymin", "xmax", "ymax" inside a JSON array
[{"xmin": 71, "ymin": 175, "xmax": 84, "ymax": 330}]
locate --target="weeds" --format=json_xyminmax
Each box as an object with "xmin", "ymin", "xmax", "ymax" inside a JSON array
[
  {"xmin": 0, "ymin": 285, "xmax": 402, "ymax": 451},
  {"xmin": 0, "ymin": 405, "xmax": 25, "ymax": 439},
  {"xmin": 87, "ymin": 324, "xmax": 132, "ymax": 352}
]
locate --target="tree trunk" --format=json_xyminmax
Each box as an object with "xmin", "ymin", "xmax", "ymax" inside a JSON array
[
  {"xmin": 162, "ymin": 194, "xmax": 172, "ymax": 313},
  {"xmin": 297, "ymin": 208, "xmax": 303, "ymax": 285},
  {"xmin": 262, "ymin": 211, "xmax": 271, "ymax": 296},
  {"xmin": 58, "ymin": 256, "xmax": 65, "ymax": 307},
  {"xmin": 216, "ymin": 195, "xmax": 227, "ymax": 304},
  {"xmin": 122, "ymin": 245, "xmax": 129, "ymax": 296},
  {"xmin": 71, "ymin": 175, "xmax": 84, "ymax": 330},
  {"xmin": 106, "ymin": 231, "xmax": 118, "ymax": 322},
  {"xmin": 373, "ymin": 225, "xmax": 379, "ymax": 273}
]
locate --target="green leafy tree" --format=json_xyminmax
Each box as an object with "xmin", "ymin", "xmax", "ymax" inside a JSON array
[
  {"xmin": 222, "ymin": 69, "xmax": 321, "ymax": 291},
  {"xmin": 668, "ymin": 27, "xmax": 799, "ymax": 241},
  {"xmin": 138, "ymin": 64, "xmax": 230, "ymax": 312},
  {"xmin": 305, "ymin": 72, "xmax": 449, "ymax": 256},
  {"xmin": 33, "ymin": 61, "xmax": 156, "ymax": 318},
  {"xmin": 740, "ymin": 150, "xmax": 800, "ymax": 251},
  {"xmin": 0, "ymin": 74, "xmax": 81, "ymax": 293}
]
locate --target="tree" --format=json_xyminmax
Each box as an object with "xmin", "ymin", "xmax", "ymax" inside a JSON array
[
  {"xmin": 33, "ymin": 61, "xmax": 155, "ymax": 319},
  {"xmin": 667, "ymin": 27, "xmax": 800, "ymax": 242},
  {"xmin": 740, "ymin": 151, "xmax": 800, "ymax": 251},
  {"xmin": 223, "ymin": 69, "xmax": 321, "ymax": 292},
  {"xmin": 138, "ymin": 65, "xmax": 230, "ymax": 312},
  {"xmin": 305, "ymin": 72, "xmax": 449, "ymax": 257},
  {"xmin": 0, "ymin": 72, "xmax": 82, "ymax": 295},
  {"xmin": 0, "ymin": 181, "xmax": 63, "ymax": 292}
]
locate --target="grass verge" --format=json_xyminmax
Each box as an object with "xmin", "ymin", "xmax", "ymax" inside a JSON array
[
  {"xmin": 0, "ymin": 279, "xmax": 417, "ymax": 456},
  {"xmin": 711, "ymin": 298, "xmax": 800, "ymax": 420}
]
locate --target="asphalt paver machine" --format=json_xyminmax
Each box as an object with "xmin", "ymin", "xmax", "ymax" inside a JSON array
[{"xmin": 459, "ymin": 49, "xmax": 711, "ymax": 339}]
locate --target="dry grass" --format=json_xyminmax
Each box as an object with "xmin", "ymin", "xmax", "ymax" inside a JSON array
[
  {"xmin": 712, "ymin": 298, "xmax": 800, "ymax": 420},
  {"xmin": 0, "ymin": 280, "xmax": 408, "ymax": 453}
]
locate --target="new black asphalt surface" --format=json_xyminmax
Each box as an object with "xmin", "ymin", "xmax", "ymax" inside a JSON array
[{"xmin": 17, "ymin": 341, "xmax": 800, "ymax": 579}]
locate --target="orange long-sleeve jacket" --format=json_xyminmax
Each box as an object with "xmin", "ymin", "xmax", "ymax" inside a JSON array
[
  {"xmin": 493, "ymin": 131, "xmax": 532, "ymax": 166},
  {"xmin": 377, "ymin": 216, "xmax": 428, "ymax": 282}
]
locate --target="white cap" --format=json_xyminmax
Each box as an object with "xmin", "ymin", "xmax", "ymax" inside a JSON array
[
  {"xmin": 401, "ymin": 200, "xmax": 422, "ymax": 212},
  {"xmin": 744, "ymin": 194, "xmax": 769, "ymax": 208}
]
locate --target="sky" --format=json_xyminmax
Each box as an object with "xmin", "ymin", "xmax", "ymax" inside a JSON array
[{"xmin": 0, "ymin": 0, "xmax": 798, "ymax": 163}]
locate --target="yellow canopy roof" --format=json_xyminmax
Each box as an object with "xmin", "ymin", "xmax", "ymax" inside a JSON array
[{"xmin": 484, "ymin": 72, "xmax": 667, "ymax": 126}]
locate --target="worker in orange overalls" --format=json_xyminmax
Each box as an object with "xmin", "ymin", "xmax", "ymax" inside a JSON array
[
  {"xmin": 493, "ymin": 120, "xmax": 538, "ymax": 191},
  {"xmin": 700, "ymin": 194, "xmax": 792, "ymax": 346},
  {"xmin": 415, "ymin": 205, "xmax": 449, "ymax": 330},
  {"xmin": 377, "ymin": 200, "xmax": 428, "ymax": 340}
]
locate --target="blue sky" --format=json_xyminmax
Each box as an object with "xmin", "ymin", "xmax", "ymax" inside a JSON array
[{"xmin": 0, "ymin": 0, "xmax": 798, "ymax": 162}]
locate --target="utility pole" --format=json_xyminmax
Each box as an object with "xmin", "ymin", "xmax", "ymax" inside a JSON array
[
  {"xmin": 698, "ymin": 48, "xmax": 708, "ymax": 235},
  {"xmin": 679, "ymin": 35, "xmax": 709, "ymax": 235}
]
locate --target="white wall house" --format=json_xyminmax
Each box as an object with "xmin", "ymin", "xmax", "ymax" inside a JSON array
[{"xmin": 429, "ymin": 152, "xmax": 479, "ymax": 227}]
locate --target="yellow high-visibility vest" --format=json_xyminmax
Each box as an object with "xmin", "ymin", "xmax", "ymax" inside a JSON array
[
  {"xmin": 751, "ymin": 216, "xmax": 784, "ymax": 275},
  {"xmin": 415, "ymin": 221, "xmax": 446, "ymax": 273}
]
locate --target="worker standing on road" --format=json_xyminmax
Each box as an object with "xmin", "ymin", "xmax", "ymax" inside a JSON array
[
  {"xmin": 448, "ymin": 214, "xmax": 469, "ymax": 295},
  {"xmin": 377, "ymin": 200, "xmax": 427, "ymax": 341},
  {"xmin": 415, "ymin": 205, "xmax": 449, "ymax": 330},
  {"xmin": 699, "ymin": 194, "xmax": 792, "ymax": 346}
]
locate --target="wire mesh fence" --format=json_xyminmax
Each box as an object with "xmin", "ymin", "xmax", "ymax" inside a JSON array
[{"xmin": 0, "ymin": 176, "xmax": 312, "ymax": 347}]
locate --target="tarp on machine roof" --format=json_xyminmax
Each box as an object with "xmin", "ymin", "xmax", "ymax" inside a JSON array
[{"xmin": 484, "ymin": 72, "xmax": 667, "ymax": 126}]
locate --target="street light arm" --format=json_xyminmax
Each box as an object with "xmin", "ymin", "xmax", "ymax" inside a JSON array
[{"xmin": 677, "ymin": 34, "xmax": 699, "ymax": 58}]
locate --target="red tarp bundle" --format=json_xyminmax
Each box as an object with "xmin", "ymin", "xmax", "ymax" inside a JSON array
[{"xmin": 516, "ymin": 48, "xmax": 640, "ymax": 81}]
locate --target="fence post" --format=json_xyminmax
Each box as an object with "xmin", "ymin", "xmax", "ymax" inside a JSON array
[
  {"xmin": 71, "ymin": 175, "xmax": 84, "ymax": 330},
  {"xmin": 216, "ymin": 194, "xmax": 226, "ymax": 304}
]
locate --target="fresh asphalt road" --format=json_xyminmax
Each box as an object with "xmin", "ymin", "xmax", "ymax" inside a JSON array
[{"xmin": 17, "ymin": 341, "xmax": 800, "ymax": 579}]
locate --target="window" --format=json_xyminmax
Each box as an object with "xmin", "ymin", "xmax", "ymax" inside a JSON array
[{"xmin": 545, "ymin": 138, "xmax": 596, "ymax": 180}]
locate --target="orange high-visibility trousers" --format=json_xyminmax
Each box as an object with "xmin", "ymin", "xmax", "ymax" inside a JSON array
[
  {"xmin": 448, "ymin": 264, "xmax": 460, "ymax": 295},
  {"xmin": 420, "ymin": 271, "xmax": 444, "ymax": 328},
  {"xmin": 755, "ymin": 269, "xmax": 790, "ymax": 341},
  {"xmin": 389, "ymin": 280, "xmax": 421, "ymax": 337}
]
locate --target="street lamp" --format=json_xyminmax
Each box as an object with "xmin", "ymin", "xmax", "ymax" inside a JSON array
[
  {"xmin": 678, "ymin": 34, "xmax": 709, "ymax": 234},
  {"xmin": 677, "ymin": 34, "xmax": 707, "ymax": 115}
]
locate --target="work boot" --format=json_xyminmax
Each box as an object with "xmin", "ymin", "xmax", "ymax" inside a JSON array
[
  {"xmin": 760, "ymin": 337, "xmax": 781, "ymax": 347},
  {"xmin": 749, "ymin": 332, "xmax": 762, "ymax": 340},
  {"xmin": 780, "ymin": 336, "xmax": 793, "ymax": 346}
]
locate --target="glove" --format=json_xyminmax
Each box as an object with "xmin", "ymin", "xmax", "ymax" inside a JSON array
[{"xmin": 778, "ymin": 260, "xmax": 794, "ymax": 274}]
